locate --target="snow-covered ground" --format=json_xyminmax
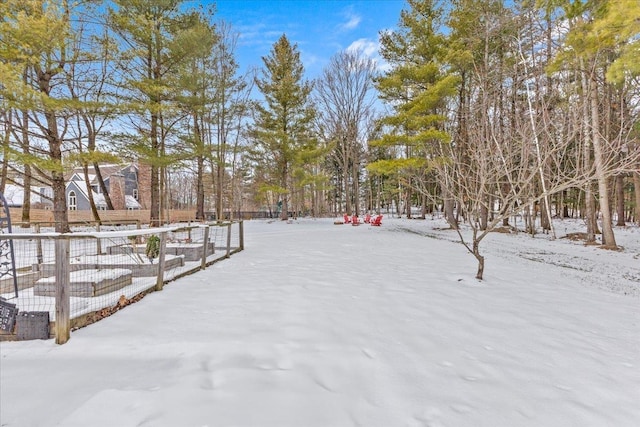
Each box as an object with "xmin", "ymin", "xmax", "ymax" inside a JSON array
[{"xmin": 1, "ymin": 217, "xmax": 638, "ymax": 427}]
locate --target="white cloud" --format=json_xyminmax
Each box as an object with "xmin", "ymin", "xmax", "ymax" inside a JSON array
[
  {"xmin": 346, "ymin": 38, "xmax": 391, "ymax": 73},
  {"xmin": 346, "ymin": 38, "xmax": 378, "ymax": 57},
  {"xmin": 338, "ymin": 7, "xmax": 361, "ymax": 32},
  {"xmin": 300, "ymin": 49, "xmax": 321, "ymax": 68},
  {"xmin": 342, "ymin": 14, "xmax": 361, "ymax": 30}
]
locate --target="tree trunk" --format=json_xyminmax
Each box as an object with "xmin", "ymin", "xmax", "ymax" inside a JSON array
[
  {"xmin": 580, "ymin": 62, "xmax": 597, "ymax": 243},
  {"xmin": 343, "ymin": 153, "xmax": 351, "ymax": 215},
  {"xmin": 501, "ymin": 190, "xmax": 510, "ymax": 226},
  {"xmin": 38, "ymin": 68, "xmax": 69, "ymax": 233},
  {"xmin": 20, "ymin": 108, "xmax": 31, "ymax": 226},
  {"xmin": 0, "ymin": 129, "xmax": 7, "ymax": 193},
  {"xmin": 93, "ymin": 163, "xmax": 114, "ymax": 210},
  {"xmin": 20, "ymin": 165, "xmax": 32, "ymax": 224},
  {"xmin": 149, "ymin": 109, "xmax": 160, "ymax": 227},
  {"xmin": 615, "ymin": 174, "xmax": 625, "ymax": 226},
  {"xmin": 83, "ymin": 164, "xmax": 101, "ymax": 223},
  {"xmin": 540, "ymin": 197, "xmax": 550, "ymax": 232},
  {"xmin": 51, "ymin": 169, "xmax": 68, "ymax": 233},
  {"xmin": 216, "ymin": 158, "xmax": 223, "ymax": 222},
  {"xmin": 590, "ymin": 71, "xmax": 616, "ymax": 248},
  {"xmin": 196, "ymin": 154, "xmax": 205, "ymax": 221},
  {"xmin": 193, "ymin": 113, "xmax": 205, "ymax": 221},
  {"xmin": 523, "ymin": 204, "xmax": 534, "ymax": 235},
  {"xmin": 586, "ymin": 185, "xmax": 599, "ymax": 236},
  {"xmin": 479, "ymin": 202, "xmax": 488, "ymax": 231},
  {"xmin": 352, "ymin": 153, "xmax": 360, "ymax": 216},
  {"xmin": 634, "ymin": 171, "xmax": 640, "ymax": 226},
  {"xmin": 473, "ymin": 240, "xmax": 484, "ymax": 280},
  {"xmin": 77, "ymin": 87, "xmax": 112, "ymax": 215},
  {"xmin": 442, "ymin": 183, "xmax": 457, "ymax": 229},
  {"xmin": 280, "ymin": 164, "xmax": 289, "ymax": 221},
  {"xmin": 216, "ymin": 121, "xmax": 225, "ymax": 223},
  {"xmin": 405, "ymin": 184, "xmax": 412, "ymax": 219}
]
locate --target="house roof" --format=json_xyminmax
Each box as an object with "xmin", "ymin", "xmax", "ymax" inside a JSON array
[
  {"xmin": 66, "ymin": 164, "xmax": 138, "ymax": 183},
  {"xmin": 69, "ymin": 172, "xmax": 97, "ymax": 184},
  {"xmin": 68, "ymin": 181, "xmax": 141, "ymax": 209}
]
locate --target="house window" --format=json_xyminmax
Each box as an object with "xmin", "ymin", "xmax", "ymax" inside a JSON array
[
  {"xmin": 68, "ymin": 191, "xmax": 77, "ymax": 211},
  {"xmin": 132, "ymin": 189, "xmax": 139, "ymax": 200}
]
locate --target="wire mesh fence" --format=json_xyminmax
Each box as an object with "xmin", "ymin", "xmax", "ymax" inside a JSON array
[{"xmin": 0, "ymin": 221, "xmax": 243, "ymax": 343}]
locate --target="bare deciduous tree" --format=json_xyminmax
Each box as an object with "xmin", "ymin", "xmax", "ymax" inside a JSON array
[{"xmin": 316, "ymin": 49, "xmax": 378, "ymax": 216}]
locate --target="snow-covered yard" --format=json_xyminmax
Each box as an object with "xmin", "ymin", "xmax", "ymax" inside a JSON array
[{"xmin": 1, "ymin": 217, "xmax": 638, "ymax": 427}]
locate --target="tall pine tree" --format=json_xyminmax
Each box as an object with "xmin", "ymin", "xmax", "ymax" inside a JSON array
[
  {"xmin": 109, "ymin": 0, "xmax": 203, "ymax": 226},
  {"xmin": 250, "ymin": 35, "xmax": 315, "ymax": 220},
  {"xmin": 372, "ymin": 0, "xmax": 458, "ymax": 220},
  {"xmin": 0, "ymin": 0, "xmax": 80, "ymax": 232}
]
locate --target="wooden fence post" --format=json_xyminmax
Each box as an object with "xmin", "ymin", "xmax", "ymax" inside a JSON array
[
  {"xmin": 155, "ymin": 232, "xmax": 167, "ymax": 291},
  {"xmin": 201, "ymin": 226, "xmax": 210, "ymax": 270},
  {"xmin": 55, "ymin": 238, "xmax": 70, "ymax": 344},
  {"xmin": 239, "ymin": 221, "xmax": 244, "ymax": 251},
  {"xmin": 226, "ymin": 223, "xmax": 232, "ymax": 258}
]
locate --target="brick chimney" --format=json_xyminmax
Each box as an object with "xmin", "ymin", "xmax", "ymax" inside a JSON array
[
  {"xmin": 136, "ymin": 163, "xmax": 151, "ymax": 209},
  {"xmin": 110, "ymin": 173, "xmax": 126, "ymax": 210}
]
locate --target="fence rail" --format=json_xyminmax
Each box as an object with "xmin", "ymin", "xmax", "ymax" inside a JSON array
[{"xmin": 0, "ymin": 221, "xmax": 244, "ymax": 344}]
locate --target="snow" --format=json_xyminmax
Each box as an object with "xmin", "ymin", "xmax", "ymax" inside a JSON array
[
  {"xmin": 64, "ymin": 253, "xmax": 184, "ymax": 265},
  {"xmin": 35, "ymin": 268, "xmax": 132, "ymax": 284},
  {"xmin": 1, "ymin": 217, "xmax": 638, "ymax": 427}
]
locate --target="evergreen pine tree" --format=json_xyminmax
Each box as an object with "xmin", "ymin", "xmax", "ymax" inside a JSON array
[
  {"xmin": 250, "ymin": 35, "xmax": 316, "ymax": 220},
  {"xmin": 372, "ymin": 0, "xmax": 458, "ymax": 220}
]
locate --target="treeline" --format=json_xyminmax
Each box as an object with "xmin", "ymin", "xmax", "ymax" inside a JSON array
[
  {"xmin": 1, "ymin": 1, "xmax": 254, "ymax": 229},
  {"xmin": 369, "ymin": 0, "xmax": 639, "ymax": 277},
  {"xmin": 1, "ymin": 1, "xmax": 639, "ymax": 271}
]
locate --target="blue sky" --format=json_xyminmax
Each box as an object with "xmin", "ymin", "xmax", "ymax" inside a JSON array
[{"xmin": 191, "ymin": 0, "xmax": 407, "ymax": 78}]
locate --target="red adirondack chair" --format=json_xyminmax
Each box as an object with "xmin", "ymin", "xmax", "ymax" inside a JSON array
[
  {"xmin": 351, "ymin": 214, "xmax": 360, "ymax": 226},
  {"xmin": 364, "ymin": 213, "xmax": 371, "ymax": 223},
  {"xmin": 370, "ymin": 214, "xmax": 383, "ymax": 226},
  {"xmin": 343, "ymin": 214, "xmax": 351, "ymax": 224}
]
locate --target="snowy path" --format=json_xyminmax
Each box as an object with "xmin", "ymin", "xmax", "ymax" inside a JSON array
[{"xmin": 1, "ymin": 218, "xmax": 638, "ymax": 427}]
